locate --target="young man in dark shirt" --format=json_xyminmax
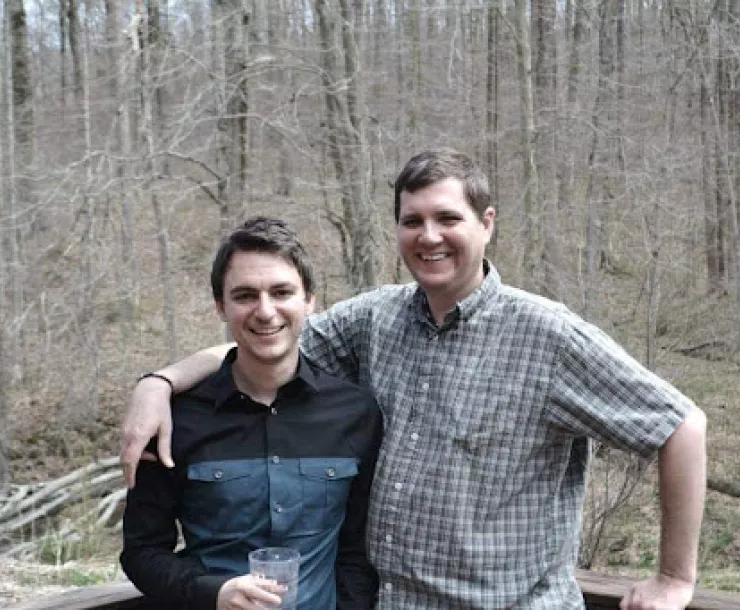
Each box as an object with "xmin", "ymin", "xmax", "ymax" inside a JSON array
[{"xmin": 120, "ymin": 217, "xmax": 382, "ymax": 610}]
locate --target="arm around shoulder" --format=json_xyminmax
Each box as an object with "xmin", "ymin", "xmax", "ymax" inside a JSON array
[{"xmin": 120, "ymin": 343, "xmax": 233, "ymax": 488}]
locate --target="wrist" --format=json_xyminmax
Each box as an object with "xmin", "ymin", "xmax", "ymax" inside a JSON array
[
  {"xmin": 658, "ymin": 567, "xmax": 697, "ymax": 586},
  {"xmin": 137, "ymin": 372, "xmax": 174, "ymax": 394}
]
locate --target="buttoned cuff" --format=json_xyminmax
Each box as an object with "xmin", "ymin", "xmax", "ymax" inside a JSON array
[{"xmin": 192, "ymin": 573, "xmax": 231, "ymax": 609}]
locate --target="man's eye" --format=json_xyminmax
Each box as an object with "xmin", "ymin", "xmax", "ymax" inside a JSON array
[
  {"xmin": 439, "ymin": 216, "xmax": 460, "ymax": 225},
  {"xmin": 273, "ymin": 290, "xmax": 294, "ymax": 299},
  {"xmin": 233, "ymin": 293, "xmax": 256, "ymax": 301},
  {"xmin": 401, "ymin": 218, "xmax": 421, "ymax": 227}
]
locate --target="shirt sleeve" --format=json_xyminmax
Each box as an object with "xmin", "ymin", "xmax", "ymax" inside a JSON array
[
  {"xmin": 335, "ymin": 400, "xmax": 382, "ymax": 609},
  {"xmin": 547, "ymin": 311, "xmax": 694, "ymax": 457},
  {"xmin": 301, "ymin": 291, "xmax": 380, "ymax": 383},
  {"xmin": 120, "ymin": 457, "xmax": 230, "ymax": 610}
]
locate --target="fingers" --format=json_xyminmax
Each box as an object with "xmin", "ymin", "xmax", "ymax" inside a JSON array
[
  {"xmin": 218, "ymin": 575, "xmax": 285, "ymax": 610},
  {"xmin": 120, "ymin": 435, "xmax": 146, "ymax": 489},
  {"xmin": 120, "ymin": 376, "xmax": 176, "ymax": 486},
  {"xmin": 157, "ymin": 418, "xmax": 175, "ymax": 469},
  {"xmin": 140, "ymin": 450, "xmax": 158, "ymax": 463},
  {"xmin": 251, "ymin": 575, "xmax": 286, "ymax": 600}
]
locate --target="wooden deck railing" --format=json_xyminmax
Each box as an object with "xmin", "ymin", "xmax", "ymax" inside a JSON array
[{"xmin": 8, "ymin": 570, "xmax": 740, "ymax": 610}]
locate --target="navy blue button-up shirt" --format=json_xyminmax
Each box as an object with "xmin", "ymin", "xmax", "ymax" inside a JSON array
[{"xmin": 121, "ymin": 349, "xmax": 382, "ymax": 609}]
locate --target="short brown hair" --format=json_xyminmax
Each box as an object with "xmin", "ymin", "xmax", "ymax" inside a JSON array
[{"xmin": 393, "ymin": 148, "xmax": 491, "ymax": 221}]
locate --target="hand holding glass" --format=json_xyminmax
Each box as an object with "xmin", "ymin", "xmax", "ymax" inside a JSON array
[{"xmin": 248, "ymin": 547, "xmax": 300, "ymax": 609}]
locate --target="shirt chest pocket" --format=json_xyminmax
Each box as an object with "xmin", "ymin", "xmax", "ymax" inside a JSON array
[
  {"xmin": 182, "ymin": 460, "xmax": 267, "ymax": 537},
  {"xmin": 298, "ymin": 458, "xmax": 359, "ymax": 533}
]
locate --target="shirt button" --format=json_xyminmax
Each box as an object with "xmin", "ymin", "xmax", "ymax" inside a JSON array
[
  {"xmin": 271, "ymin": 455, "xmax": 280, "ymax": 464},
  {"xmin": 421, "ymin": 382, "xmax": 429, "ymax": 390},
  {"xmin": 270, "ymin": 407, "xmax": 278, "ymax": 415},
  {"xmin": 394, "ymin": 482, "xmax": 403, "ymax": 491},
  {"xmin": 384, "ymin": 582, "xmax": 393, "ymax": 591},
  {"xmin": 410, "ymin": 432, "xmax": 419, "ymax": 441},
  {"xmin": 385, "ymin": 534, "xmax": 393, "ymax": 543},
  {"xmin": 213, "ymin": 470, "xmax": 223, "ymax": 480},
  {"xmin": 326, "ymin": 467, "xmax": 336, "ymax": 478},
  {"xmin": 275, "ymin": 504, "xmax": 282, "ymax": 513}
]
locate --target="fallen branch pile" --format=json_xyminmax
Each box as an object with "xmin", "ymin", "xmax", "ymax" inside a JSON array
[{"xmin": 0, "ymin": 456, "xmax": 126, "ymax": 558}]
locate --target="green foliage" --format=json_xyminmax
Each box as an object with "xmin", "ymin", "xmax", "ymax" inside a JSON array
[
  {"xmin": 636, "ymin": 549, "xmax": 655, "ymax": 569},
  {"xmin": 708, "ymin": 528, "xmax": 735, "ymax": 553},
  {"xmin": 37, "ymin": 528, "xmax": 105, "ymax": 565},
  {"xmin": 18, "ymin": 565, "xmax": 118, "ymax": 588},
  {"xmin": 20, "ymin": 568, "xmax": 109, "ymax": 587}
]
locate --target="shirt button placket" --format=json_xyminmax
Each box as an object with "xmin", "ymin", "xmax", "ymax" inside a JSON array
[{"xmin": 266, "ymin": 409, "xmax": 288, "ymax": 537}]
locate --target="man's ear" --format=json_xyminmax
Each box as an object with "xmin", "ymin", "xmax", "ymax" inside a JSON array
[{"xmin": 482, "ymin": 207, "xmax": 496, "ymax": 239}]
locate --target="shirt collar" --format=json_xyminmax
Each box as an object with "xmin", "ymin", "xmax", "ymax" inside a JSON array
[
  {"xmin": 208, "ymin": 347, "xmax": 320, "ymax": 410},
  {"xmin": 412, "ymin": 259, "xmax": 501, "ymax": 328}
]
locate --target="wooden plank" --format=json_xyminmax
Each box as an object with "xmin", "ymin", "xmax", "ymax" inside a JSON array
[
  {"xmin": 576, "ymin": 569, "xmax": 740, "ymax": 610},
  {"xmin": 8, "ymin": 571, "xmax": 740, "ymax": 609},
  {"xmin": 8, "ymin": 582, "xmax": 151, "ymax": 610}
]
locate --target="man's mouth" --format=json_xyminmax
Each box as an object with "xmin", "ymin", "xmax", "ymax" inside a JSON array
[
  {"xmin": 419, "ymin": 253, "xmax": 449, "ymax": 262},
  {"xmin": 251, "ymin": 326, "xmax": 284, "ymax": 336}
]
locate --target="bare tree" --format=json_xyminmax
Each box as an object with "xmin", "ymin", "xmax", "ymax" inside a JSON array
[
  {"xmin": 67, "ymin": 0, "xmax": 83, "ymax": 103},
  {"xmin": 532, "ymin": 0, "xmax": 561, "ymax": 299},
  {"xmin": 486, "ymin": 0, "xmax": 500, "ymax": 257},
  {"xmin": 138, "ymin": 0, "xmax": 178, "ymax": 361},
  {"xmin": 584, "ymin": 0, "xmax": 621, "ymax": 318},
  {"xmin": 6, "ymin": 0, "xmax": 34, "ymax": 379},
  {"xmin": 513, "ymin": 0, "xmax": 540, "ymax": 287},
  {"xmin": 315, "ymin": 0, "xmax": 379, "ymax": 293}
]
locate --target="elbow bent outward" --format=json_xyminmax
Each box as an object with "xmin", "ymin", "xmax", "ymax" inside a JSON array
[{"xmin": 620, "ymin": 406, "xmax": 707, "ymax": 610}]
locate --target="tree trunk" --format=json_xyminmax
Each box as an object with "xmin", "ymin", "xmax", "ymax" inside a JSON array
[
  {"xmin": 533, "ymin": 0, "xmax": 560, "ymax": 299},
  {"xmin": 7, "ymin": 0, "xmax": 34, "ymax": 378},
  {"xmin": 222, "ymin": 0, "xmax": 250, "ymax": 204},
  {"xmin": 67, "ymin": 0, "xmax": 83, "ymax": 103},
  {"xmin": 315, "ymin": 0, "xmax": 378, "ymax": 293},
  {"xmin": 514, "ymin": 0, "xmax": 540, "ymax": 287},
  {"xmin": 486, "ymin": 0, "xmax": 500, "ymax": 258},
  {"xmin": 211, "ymin": 0, "xmax": 233, "ymax": 232},
  {"xmin": 700, "ymin": 40, "xmax": 721, "ymax": 293},
  {"xmin": 138, "ymin": 0, "xmax": 178, "ymax": 361},
  {"xmin": 59, "ymin": 0, "xmax": 67, "ymax": 119},
  {"xmin": 584, "ymin": 0, "xmax": 619, "ymax": 318},
  {"xmin": 559, "ymin": 0, "xmax": 586, "ymax": 231},
  {"xmin": 105, "ymin": 0, "xmax": 136, "ymax": 355}
]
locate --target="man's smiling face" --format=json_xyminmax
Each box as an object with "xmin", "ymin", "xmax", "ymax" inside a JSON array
[
  {"xmin": 396, "ymin": 177, "xmax": 495, "ymax": 317},
  {"xmin": 215, "ymin": 250, "xmax": 315, "ymax": 367}
]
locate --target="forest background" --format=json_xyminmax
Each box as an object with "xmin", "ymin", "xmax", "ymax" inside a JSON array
[{"xmin": 0, "ymin": 0, "xmax": 739, "ymax": 602}]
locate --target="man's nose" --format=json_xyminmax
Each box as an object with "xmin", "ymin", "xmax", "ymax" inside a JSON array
[
  {"xmin": 254, "ymin": 294, "xmax": 276, "ymax": 318},
  {"xmin": 419, "ymin": 222, "xmax": 442, "ymax": 243}
]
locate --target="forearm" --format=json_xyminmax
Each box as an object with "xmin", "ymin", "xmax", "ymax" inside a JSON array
[
  {"xmin": 657, "ymin": 406, "xmax": 707, "ymax": 583},
  {"xmin": 336, "ymin": 458, "xmax": 379, "ymax": 608},
  {"xmin": 156, "ymin": 344, "xmax": 234, "ymax": 393},
  {"xmin": 121, "ymin": 545, "xmax": 227, "ymax": 609},
  {"xmin": 121, "ymin": 463, "xmax": 228, "ymax": 608}
]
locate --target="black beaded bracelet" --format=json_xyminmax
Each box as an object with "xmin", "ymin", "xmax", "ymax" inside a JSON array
[{"xmin": 137, "ymin": 372, "xmax": 174, "ymax": 392}]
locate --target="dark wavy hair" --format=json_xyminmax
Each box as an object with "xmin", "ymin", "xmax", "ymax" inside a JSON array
[{"xmin": 211, "ymin": 216, "xmax": 315, "ymax": 302}]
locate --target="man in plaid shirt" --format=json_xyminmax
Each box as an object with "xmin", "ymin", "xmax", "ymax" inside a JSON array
[{"xmin": 122, "ymin": 149, "xmax": 706, "ymax": 609}]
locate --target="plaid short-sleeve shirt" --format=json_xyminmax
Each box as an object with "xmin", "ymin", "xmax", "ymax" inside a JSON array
[{"xmin": 302, "ymin": 263, "xmax": 693, "ymax": 609}]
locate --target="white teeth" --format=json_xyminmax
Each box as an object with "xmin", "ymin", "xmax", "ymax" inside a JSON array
[
  {"xmin": 421, "ymin": 253, "xmax": 447, "ymax": 261},
  {"xmin": 252, "ymin": 327, "xmax": 282, "ymax": 335}
]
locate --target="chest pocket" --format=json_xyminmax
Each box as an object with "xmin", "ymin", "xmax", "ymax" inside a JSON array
[
  {"xmin": 298, "ymin": 458, "xmax": 359, "ymax": 533},
  {"xmin": 181, "ymin": 460, "xmax": 267, "ymax": 538}
]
